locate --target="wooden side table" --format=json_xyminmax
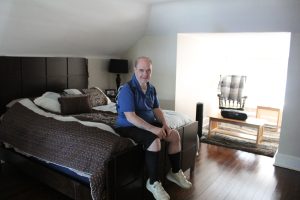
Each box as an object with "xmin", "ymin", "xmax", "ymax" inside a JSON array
[
  {"xmin": 208, "ymin": 115, "xmax": 265, "ymax": 144},
  {"xmin": 256, "ymin": 106, "xmax": 281, "ymax": 132}
]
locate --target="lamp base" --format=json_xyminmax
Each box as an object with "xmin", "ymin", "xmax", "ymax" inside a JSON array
[{"xmin": 116, "ymin": 74, "xmax": 121, "ymax": 90}]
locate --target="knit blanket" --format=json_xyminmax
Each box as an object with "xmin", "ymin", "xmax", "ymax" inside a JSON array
[
  {"xmin": 73, "ymin": 110, "xmax": 117, "ymax": 128},
  {"xmin": 0, "ymin": 100, "xmax": 134, "ymax": 200}
]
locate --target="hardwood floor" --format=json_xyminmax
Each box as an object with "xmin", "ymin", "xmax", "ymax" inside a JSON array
[
  {"xmin": 1, "ymin": 143, "xmax": 300, "ymax": 200},
  {"xmin": 0, "ymin": 162, "xmax": 71, "ymax": 200},
  {"xmin": 163, "ymin": 144, "xmax": 300, "ymax": 200}
]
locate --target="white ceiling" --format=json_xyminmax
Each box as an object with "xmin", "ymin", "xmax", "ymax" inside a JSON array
[{"xmin": 0, "ymin": 0, "xmax": 180, "ymax": 57}]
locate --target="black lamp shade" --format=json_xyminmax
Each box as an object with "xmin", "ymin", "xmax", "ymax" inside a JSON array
[{"xmin": 108, "ymin": 59, "xmax": 129, "ymax": 73}]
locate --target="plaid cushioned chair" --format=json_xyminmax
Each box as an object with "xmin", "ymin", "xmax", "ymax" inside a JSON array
[{"xmin": 217, "ymin": 75, "xmax": 247, "ymax": 111}]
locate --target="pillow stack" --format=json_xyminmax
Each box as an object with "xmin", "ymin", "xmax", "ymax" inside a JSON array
[
  {"xmin": 64, "ymin": 87, "xmax": 111, "ymax": 106},
  {"xmin": 32, "ymin": 87, "xmax": 110, "ymax": 115}
]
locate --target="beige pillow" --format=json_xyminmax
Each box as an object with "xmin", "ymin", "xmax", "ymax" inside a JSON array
[{"xmin": 81, "ymin": 87, "xmax": 108, "ymax": 107}]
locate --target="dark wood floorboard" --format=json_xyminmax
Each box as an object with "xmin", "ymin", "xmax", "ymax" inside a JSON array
[
  {"xmin": 0, "ymin": 162, "xmax": 71, "ymax": 200},
  {"xmin": 1, "ymin": 143, "xmax": 300, "ymax": 200}
]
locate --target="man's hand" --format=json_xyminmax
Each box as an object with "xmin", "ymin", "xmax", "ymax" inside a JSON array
[
  {"xmin": 124, "ymin": 112, "xmax": 170, "ymax": 139},
  {"xmin": 151, "ymin": 126, "xmax": 167, "ymax": 139},
  {"xmin": 153, "ymin": 108, "xmax": 172, "ymax": 136},
  {"xmin": 162, "ymin": 124, "xmax": 172, "ymax": 136}
]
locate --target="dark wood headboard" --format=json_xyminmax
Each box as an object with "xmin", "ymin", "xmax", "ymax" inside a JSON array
[{"xmin": 0, "ymin": 56, "xmax": 88, "ymax": 114}]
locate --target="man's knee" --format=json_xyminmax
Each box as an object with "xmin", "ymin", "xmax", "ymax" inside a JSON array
[
  {"xmin": 170, "ymin": 129, "xmax": 181, "ymax": 143},
  {"xmin": 147, "ymin": 138, "xmax": 161, "ymax": 152}
]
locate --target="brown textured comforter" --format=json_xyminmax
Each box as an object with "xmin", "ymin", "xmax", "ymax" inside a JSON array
[
  {"xmin": 0, "ymin": 102, "xmax": 134, "ymax": 200},
  {"xmin": 73, "ymin": 110, "xmax": 117, "ymax": 128}
]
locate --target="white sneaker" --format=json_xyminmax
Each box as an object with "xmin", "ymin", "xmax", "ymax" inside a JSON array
[
  {"xmin": 146, "ymin": 179, "xmax": 170, "ymax": 200},
  {"xmin": 166, "ymin": 169, "xmax": 192, "ymax": 189}
]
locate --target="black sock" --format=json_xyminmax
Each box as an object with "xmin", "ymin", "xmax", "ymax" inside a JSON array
[
  {"xmin": 145, "ymin": 150, "xmax": 160, "ymax": 184},
  {"xmin": 168, "ymin": 152, "xmax": 181, "ymax": 173}
]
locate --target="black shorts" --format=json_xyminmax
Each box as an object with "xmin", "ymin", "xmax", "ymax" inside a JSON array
[{"xmin": 115, "ymin": 122, "xmax": 162, "ymax": 150}]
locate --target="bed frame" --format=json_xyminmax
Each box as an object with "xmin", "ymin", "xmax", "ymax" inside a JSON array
[{"xmin": 0, "ymin": 56, "xmax": 198, "ymax": 200}]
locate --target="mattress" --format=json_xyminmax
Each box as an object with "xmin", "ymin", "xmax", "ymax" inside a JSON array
[
  {"xmin": 93, "ymin": 102, "xmax": 193, "ymax": 129},
  {"xmin": 2, "ymin": 142, "xmax": 90, "ymax": 185}
]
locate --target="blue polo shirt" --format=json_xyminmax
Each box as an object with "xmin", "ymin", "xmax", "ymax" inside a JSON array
[{"xmin": 115, "ymin": 74, "xmax": 159, "ymax": 127}]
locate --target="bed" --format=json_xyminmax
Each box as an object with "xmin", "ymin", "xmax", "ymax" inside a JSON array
[{"xmin": 0, "ymin": 56, "xmax": 198, "ymax": 200}]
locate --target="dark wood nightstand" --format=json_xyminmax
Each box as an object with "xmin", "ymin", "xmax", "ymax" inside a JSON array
[
  {"xmin": 107, "ymin": 95, "xmax": 116, "ymax": 103},
  {"xmin": 105, "ymin": 89, "xmax": 117, "ymax": 103}
]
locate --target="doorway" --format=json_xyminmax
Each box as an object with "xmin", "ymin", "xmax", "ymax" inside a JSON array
[{"xmin": 175, "ymin": 32, "xmax": 291, "ymax": 154}]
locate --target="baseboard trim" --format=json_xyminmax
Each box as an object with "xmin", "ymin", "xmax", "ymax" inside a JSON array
[{"xmin": 274, "ymin": 152, "xmax": 300, "ymax": 172}]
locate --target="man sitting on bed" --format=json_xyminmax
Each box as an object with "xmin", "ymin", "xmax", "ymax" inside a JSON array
[{"xmin": 115, "ymin": 56, "xmax": 192, "ymax": 200}]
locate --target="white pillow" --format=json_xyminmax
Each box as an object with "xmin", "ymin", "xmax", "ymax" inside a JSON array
[
  {"xmin": 34, "ymin": 92, "xmax": 61, "ymax": 113},
  {"xmin": 63, "ymin": 89, "xmax": 82, "ymax": 95},
  {"xmin": 6, "ymin": 98, "xmax": 26, "ymax": 108}
]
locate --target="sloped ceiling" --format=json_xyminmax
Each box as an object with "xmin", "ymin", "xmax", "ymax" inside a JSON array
[{"xmin": 0, "ymin": 0, "xmax": 178, "ymax": 57}]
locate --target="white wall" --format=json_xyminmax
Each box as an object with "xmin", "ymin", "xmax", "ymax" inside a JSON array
[
  {"xmin": 147, "ymin": 0, "xmax": 300, "ymax": 34},
  {"xmin": 0, "ymin": 0, "xmax": 150, "ymax": 57},
  {"xmin": 274, "ymin": 33, "xmax": 300, "ymax": 171},
  {"xmin": 88, "ymin": 58, "xmax": 130, "ymax": 91},
  {"xmin": 126, "ymin": 0, "xmax": 300, "ymax": 171},
  {"xmin": 175, "ymin": 34, "xmax": 220, "ymax": 119}
]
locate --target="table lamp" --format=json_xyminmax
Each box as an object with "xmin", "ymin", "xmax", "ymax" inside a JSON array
[{"xmin": 108, "ymin": 59, "xmax": 129, "ymax": 90}]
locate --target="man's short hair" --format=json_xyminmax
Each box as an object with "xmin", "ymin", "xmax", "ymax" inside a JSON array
[{"xmin": 134, "ymin": 56, "xmax": 152, "ymax": 68}]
